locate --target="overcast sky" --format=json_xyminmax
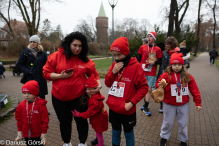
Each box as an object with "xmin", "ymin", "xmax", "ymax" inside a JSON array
[{"xmin": 1, "ymin": 0, "xmax": 210, "ymax": 35}]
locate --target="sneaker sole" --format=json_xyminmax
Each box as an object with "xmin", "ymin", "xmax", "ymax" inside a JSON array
[{"xmin": 142, "ymin": 110, "xmax": 151, "ymax": 116}]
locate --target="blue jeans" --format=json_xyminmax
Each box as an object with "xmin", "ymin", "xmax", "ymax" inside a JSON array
[{"xmin": 210, "ymin": 56, "xmax": 215, "ymax": 64}]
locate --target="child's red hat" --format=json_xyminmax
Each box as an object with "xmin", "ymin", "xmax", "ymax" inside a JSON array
[
  {"xmin": 147, "ymin": 32, "xmax": 157, "ymax": 41},
  {"xmin": 85, "ymin": 74, "xmax": 99, "ymax": 88},
  {"xmin": 110, "ymin": 37, "xmax": 130, "ymax": 55},
  {"xmin": 170, "ymin": 52, "xmax": 184, "ymax": 65},
  {"xmin": 22, "ymin": 80, "xmax": 39, "ymax": 96}
]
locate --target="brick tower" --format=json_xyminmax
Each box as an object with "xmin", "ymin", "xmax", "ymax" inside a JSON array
[{"xmin": 96, "ymin": 1, "xmax": 108, "ymax": 44}]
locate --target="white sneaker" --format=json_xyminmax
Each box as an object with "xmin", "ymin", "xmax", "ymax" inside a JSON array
[
  {"xmin": 78, "ymin": 143, "xmax": 87, "ymax": 146},
  {"xmin": 63, "ymin": 142, "xmax": 72, "ymax": 146}
]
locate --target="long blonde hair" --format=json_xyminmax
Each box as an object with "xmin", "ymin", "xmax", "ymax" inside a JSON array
[
  {"xmin": 29, "ymin": 43, "xmax": 43, "ymax": 52},
  {"xmin": 165, "ymin": 65, "xmax": 190, "ymax": 84}
]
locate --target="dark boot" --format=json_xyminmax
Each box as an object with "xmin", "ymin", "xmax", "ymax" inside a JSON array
[{"xmin": 91, "ymin": 137, "xmax": 98, "ymax": 145}]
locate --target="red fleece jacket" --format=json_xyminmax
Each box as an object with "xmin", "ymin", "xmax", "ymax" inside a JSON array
[
  {"xmin": 43, "ymin": 48, "xmax": 100, "ymax": 101},
  {"xmin": 15, "ymin": 97, "xmax": 49, "ymax": 137},
  {"xmin": 156, "ymin": 72, "xmax": 201, "ymax": 106},
  {"xmin": 79, "ymin": 92, "xmax": 108, "ymax": 133},
  {"xmin": 105, "ymin": 57, "xmax": 148, "ymax": 115}
]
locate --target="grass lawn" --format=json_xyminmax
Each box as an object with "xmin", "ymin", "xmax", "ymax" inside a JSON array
[
  {"xmin": 88, "ymin": 55, "xmax": 104, "ymax": 58},
  {"xmin": 0, "ymin": 97, "xmax": 14, "ymax": 124},
  {"xmin": 215, "ymin": 59, "xmax": 219, "ymax": 69},
  {"xmin": 93, "ymin": 58, "xmax": 112, "ymax": 78},
  {"xmin": 189, "ymin": 52, "xmax": 202, "ymax": 61}
]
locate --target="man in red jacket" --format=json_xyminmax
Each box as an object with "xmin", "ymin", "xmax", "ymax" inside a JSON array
[
  {"xmin": 15, "ymin": 80, "xmax": 49, "ymax": 146},
  {"xmin": 105, "ymin": 37, "xmax": 148, "ymax": 146}
]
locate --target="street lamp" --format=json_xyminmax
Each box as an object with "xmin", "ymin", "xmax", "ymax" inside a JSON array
[{"xmin": 108, "ymin": 0, "xmax": 118, "ymax": 63}]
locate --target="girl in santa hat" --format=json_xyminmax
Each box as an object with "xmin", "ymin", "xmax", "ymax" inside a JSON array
[
  {"xmin": 72, "ymin": 74, "xmax": 108, "ymax": 146},
  {"xmin": 105, "ymin": 37, "xmax": 148, "ymax": 146},
  {"xmin": 156, "ymin": 53, "xmax": 202, "ymax": 146}
]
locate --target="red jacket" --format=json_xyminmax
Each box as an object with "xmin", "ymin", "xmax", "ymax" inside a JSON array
[
  {"xmin": 79, "ymin": 92, "xmax": 108, "ymax": 133},
  {"xmin": 15, "ymin": 97, "xmax": 49, "ymax": 137},
  {"xmin": 43, "ymin": 48, "xmax": 100, "ymax": 101},
  {"xmin": 156, "ymin": 72, "xmax": 201, "ymax": 106},
  {"xmin": 105, "ymin": 57, "xmax": 148, "ymax": 115}
]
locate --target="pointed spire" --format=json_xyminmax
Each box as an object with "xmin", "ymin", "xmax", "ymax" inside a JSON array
[{"xmin": 98, "ymin": 1, "xmax": 107, "ymax": 17}]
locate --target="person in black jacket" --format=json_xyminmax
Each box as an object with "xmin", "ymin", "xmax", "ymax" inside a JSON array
[
  {"xmin": 209, "ymin": 48, "xmax": 218, "ymax": 65},
  {"xmin": 0, "ymin": 62, "xmax": 5, "ymax": 79},
  {"xmin": 17, "ymin": 35, "xmax": 48, "ymax": 99}
]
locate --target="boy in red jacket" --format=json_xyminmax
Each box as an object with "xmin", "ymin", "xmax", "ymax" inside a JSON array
[
  {"xmin": 105, "ymin": 37, "xmax": 148, "ymax": 146},
  {"xmin": 72, "ymin": 74, "xmax": 108, "ymax": 146},
  {"xmin": 156, "ymin": 53, "xmax": 201, "ymax": 146},
  {"xmin": 15, "ymin": 80, "xmax": 49, "ymax": 146},
  {"xmin": 138, "ymin": 31, "xmax": 162, "ymax": 116}
]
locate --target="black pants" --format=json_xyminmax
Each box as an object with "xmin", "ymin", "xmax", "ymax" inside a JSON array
[
  {"xmin": 52, "ymin": 94, "xmax": 89, "ymax": 144},
  {"xmin": 24, "ymin": 137, "xmax": 44, "ymax": 146}
]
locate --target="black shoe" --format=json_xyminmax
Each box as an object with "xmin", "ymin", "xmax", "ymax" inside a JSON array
[
  {"xmin": 3, "ymin": 75, "xmax": 5, "ymax": 78},
  {"xmin": 143, "ymin": 107, "xmax": 151, "ymax": 116},
  {"xmin": 48, "ymin": 112, "xmax": 50, "ymax": 115},
  {"xmin": 91, "ymin": 137, "xmax": 98, "ymax": 145},
  {"xmin": 159, "ymin": 106, "xmax": 163, "ymax": 113},
  {"xmin": 180, "ymin": 142, "xmax": 187, "ymax": 146},
  {"xmin": 160, "ymin": 138, "xmax": 167, "ymax": 146}
]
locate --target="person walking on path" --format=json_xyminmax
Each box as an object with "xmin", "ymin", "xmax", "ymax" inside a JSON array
[
  {"xmin": 72, "ymin": 74, "xmax": 108, "ymax": 146},
  {"xmin": 105, "ymin": 37, "xmax": 148, "ymax": 146},
  {"xmin": 15, "ymin": 80, "xmax": 49, "ymax": 146},
  {"xmin": 138, "ymin": 31, "xmax": 162, "ymax": 116},
  {"xmin": 0, "ymin": 62, "xmax": 5, "ymax": 79},
  {"xmin": 17, "ymin": 35, "xmax": 48, "ymax": 99},
  {"xmin": 156, "ymin": 53, "xmax": 202, "ymax": 146},
  {"xmin": 179, "ymin": 40, "xmax": 190, "ymax": 69},
  {"xmin": 43, "ymin": 32, "xmax": 101, "ymax": 146},
  {"xmin": 209, "ymin": 48, "xmax": 218, "ymax": 65}
]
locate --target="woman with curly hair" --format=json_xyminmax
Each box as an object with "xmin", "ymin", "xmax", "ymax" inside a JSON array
[
  {"xmin": 17, "ymin": 35, "xmax": 48, "ymax": 99},
  {"xmin": 156, "ymin": 53, "xmax": 201, "ymax": 146},
  {"xmin": 43, "ymin": 32, "xmax": 101, "ymax": 146}
]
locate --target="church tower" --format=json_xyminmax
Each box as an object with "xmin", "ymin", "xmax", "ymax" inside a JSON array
[{"xmin": 96, "ymin": 1, "xmax": 108, "ymax": 44}]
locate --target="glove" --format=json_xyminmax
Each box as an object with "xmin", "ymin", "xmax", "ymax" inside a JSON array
[
  {"xmin": 41, "ymin": 133, "xmax": 47, "ymax": 145},
  {"xmin": 15, "ymin": 131, "xmax": 23, "ymax": 141},
  {"xmin": 72, "ymin": 110, "xmax": 80, "ymax": 117}
]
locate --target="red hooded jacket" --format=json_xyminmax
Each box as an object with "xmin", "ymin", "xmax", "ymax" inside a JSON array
[
  {"xmin": 15, "ymin": 97, "xmax": 49, "ymax": 137},
  {"xmin": 156, "ymin": 72, "xmax": 201, "ymax": 106},
  {"xmin": 79, "ymin": 92, "xmax": 108, "ymax": 133},
  {"xmin": 43, "ymin": 48, "xmax": 100, "ymax": 101},
  {"xmin": 105, "ymin": 57, "xmax": 148, "ymax": 115}
]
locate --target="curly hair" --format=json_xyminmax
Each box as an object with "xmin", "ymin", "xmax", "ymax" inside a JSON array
[
  {"xmin": 165, "ymin": 65, "xmax": 190, "ymax": 84},
  {"xmin": 60, "ymin": 31, "xmax": 89, "ymax": 62},
  {"xmin": 165, "ymin": 36, "xmax": 178, "ymax": 50}
]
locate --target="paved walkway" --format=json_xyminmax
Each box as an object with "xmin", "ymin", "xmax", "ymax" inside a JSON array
[{"xmin": 0, "ymin": 52, "xmax": 219, "ymax": 146}]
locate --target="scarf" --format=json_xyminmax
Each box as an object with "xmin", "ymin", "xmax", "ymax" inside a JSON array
[
  {"xmin": 115, "ymin": 54, "xmax": 131, "ymax": 69},
  {"xmin": 27, "ymin": 44, "xmax": 39, "ymax": 58}
]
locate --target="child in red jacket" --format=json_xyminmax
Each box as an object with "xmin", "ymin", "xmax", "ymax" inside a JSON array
[
  {"xmin": 72, "ymin": 74, "xmax": 108, "ymax": 146},
  {"xmin": 105, "ymin": 37, "xmax": 148, "ymax": 146},
  {"xmin": 156, "ymin": 53, "xmax": 201, "ymax": 146},
  {"xmin": 15, "ymin": 80, "xmax": 49, "ymax": 146}
]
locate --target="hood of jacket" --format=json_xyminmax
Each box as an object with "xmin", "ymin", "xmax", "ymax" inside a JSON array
[
  {"xmin": 58, "ymin": 47, "xmax": 65, "ymax": 54},
  {"xmin": 91, "ymin": 92, "xmax": 105, "ymax": 101},
  {"xmin": 34, "ymin": 97, "xmax": 47, "ymax": 105}
]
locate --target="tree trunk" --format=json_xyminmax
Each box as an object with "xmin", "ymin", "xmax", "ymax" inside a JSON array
[
  {"xmin": 168, "ymin": 0, "xmax": 176, "ymax": 36},
  {"xmin": 194, "ymin": 0, "xmax": 202, "ymax": 56},
  {"xmin": 213, "ymin": 3, "xmax": 216, "ymax": 49}
]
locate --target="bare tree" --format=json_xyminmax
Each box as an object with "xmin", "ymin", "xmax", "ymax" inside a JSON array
[
  {"xmin": 0, "ymin": 0, "xmax": 62, "ymax": 37},
  {"xmin": 206, "ymin": 0, "xmax": 218, "ymax": 49},
  {"xmin": 194, "ymin": 0, "xmax": 202, "ymax": 56},
  {"xmin": 0, "ymin": 0, "xmax": 15, "ymax": 39}
]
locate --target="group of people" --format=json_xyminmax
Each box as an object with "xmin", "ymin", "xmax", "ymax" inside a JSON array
[{"xmin": 13, "ymin": 31, "xmax": 202, "ymax": 146}]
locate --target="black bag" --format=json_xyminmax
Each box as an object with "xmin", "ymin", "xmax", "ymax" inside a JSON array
[
  {"xmin": 20, "ymin": 74, "xmax": 27, "ymax": 84},
  {"xmin": 186, "ymin": 62, "xmax": 190, "ymax": 68}
]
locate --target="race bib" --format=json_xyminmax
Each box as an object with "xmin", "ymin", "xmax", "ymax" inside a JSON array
[
  {"xmin": 142, "ymin": 64, "xmax": 152, "ymax": 72},
  {"xmin": 176, "ymin": 95, "xmax": 182, "ymax": 103},
  {"xmin": 108, "ymin": 81, "xmax": 125, "ymax": 98},
  {"xmin": 171, "ymin": 84, "xmax": 189, "ymax": 96}
]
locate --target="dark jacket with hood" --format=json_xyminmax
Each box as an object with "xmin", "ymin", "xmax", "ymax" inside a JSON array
[
  {"xmin": 17, "ymin": 46, "xmax": 48, "ymax": 96},
  {"xmin": 209, "ymin": 49, "xmax": 218, "ymax": 57}
]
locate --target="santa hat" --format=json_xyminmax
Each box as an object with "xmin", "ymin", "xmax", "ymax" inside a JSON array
[
  {"xmin": 110, "ymin": 37, "xmax": 130, "ymax": 55},
  {"xmin": 170, "ymin": 52, "xmax": 184, "ymax": 65},
  {"xmin": 85, "ymin": 74, "xmax": 99, "ymax": 88},
  {"xmin": 22, "ymin": 80, "xmax": 39, "ymax": 96},
  {"xmin": 147, "ymin": 32, "xmax": 157, "ymax": 41},
  {"xmin": 179, "ymin": 40, "xmax": 186, "ymax": 47}
]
